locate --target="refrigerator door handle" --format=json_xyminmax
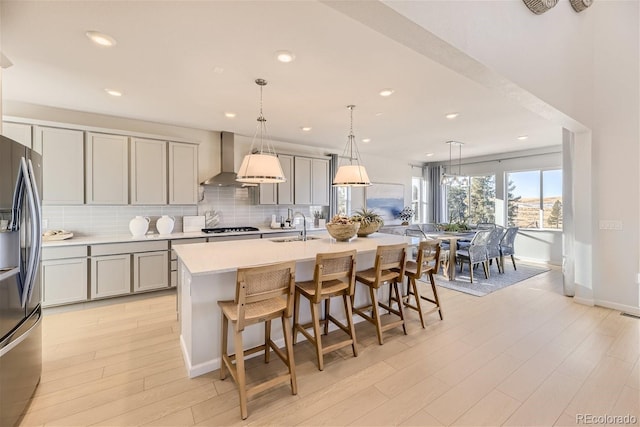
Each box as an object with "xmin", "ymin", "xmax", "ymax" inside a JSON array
[
  {"xmin": 25, "ymin": 159, "xmax": 42, "ymax": 304},
  {"xmin": 9, "ymin": 160, "xmax": 26, "ymax": 231},
  {"xmin": 19, "ymin": 158, "xmax": 37, "ymax": 308}
]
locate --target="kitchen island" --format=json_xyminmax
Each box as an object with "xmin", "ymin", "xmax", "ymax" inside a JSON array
[{"xmin": 173, "ymin": 232, "xmax": 417, "ymax": 377}]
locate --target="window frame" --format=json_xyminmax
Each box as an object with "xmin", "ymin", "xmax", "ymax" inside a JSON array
[{"xmin": 505, "ymin": 167, "xmax": 563, "ymax": 231}]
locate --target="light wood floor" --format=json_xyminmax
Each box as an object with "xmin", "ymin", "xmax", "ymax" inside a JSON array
[{"xmin": 20, "ymin": 267, "xmax": 639, "ymax": 426}]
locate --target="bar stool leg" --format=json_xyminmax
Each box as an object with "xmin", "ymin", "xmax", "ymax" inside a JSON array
[
  {"xmin": 220, "ymin": 313, "xmax": 228, "ymax": 380},
  {"xmin": 369, "ymin": 286, "xmax": 384, "ymax": 345},
  {"xmin": 292, "ymin": 289, "xmax": 301, "ymax": 345},
  {"xmin": 264, "ymin": 319, "xmax": 271, "ymax": 363},
  {"xmin": 342, "ymin": 293, "xmax": 358, "ymax": 357},
  {"xmin": 234, "ymin": 330, "xmax": 248, "ymax": 420},
  {"xmin": 310, "ymin": 301, "xmax": 324, "ymax": 370},
  {"xmin": 410, "ymin": 277, "xmax": 426, "ymax": 328},
  {"xmin": 281, "ymin": 315, "xmax": 298, "ymax": 395},
  {"xmin": 428, "ymin": 271, "xmax": 443, "ymax": 320},
  {"xmin": 392, "ymin": 281, "xmax": 407, "ymax": 335},
  {"xmin": 323, "ymin": 299, "xmax": 330, "ymax": 336}
]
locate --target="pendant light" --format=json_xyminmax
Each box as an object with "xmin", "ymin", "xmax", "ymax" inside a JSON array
[
  {"xmin": 236, "ymin": 78, "xmax": 286, "ymax": 184},
  {"xmin": 333, "ymin": 105, "xmax": 371, "ymax": 187},
  {"xmin": 440, "ymin": 140, "xmax": 465, "ymax": 186}
]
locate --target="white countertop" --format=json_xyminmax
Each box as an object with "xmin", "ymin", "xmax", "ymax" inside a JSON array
[
  {"xmin": 42, "ymin": 226, "xmax": 323, "ymax": 247},
  {"xmin": 172, "ymin": 232, "xmax": 417, "ymax": 276}
]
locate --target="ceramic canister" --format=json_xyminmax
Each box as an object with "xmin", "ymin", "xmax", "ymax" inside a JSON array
[
  {"xmin": 156, "ymin": 215, "xmax": 175, "ymax": 234},
  {"xmin": 129, "ymin": 216, "xmax": 150, "ymax": 237}
]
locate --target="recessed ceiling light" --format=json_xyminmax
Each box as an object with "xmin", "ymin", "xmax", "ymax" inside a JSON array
[
  {"xmin": 379, "ymin": 88, "xmax": 395, "ymax": 97},
  {"xmin": 276, "ymin": 50, "xmax": 295, "ymax": 63},
  {"xmin": 517, "ymin": 135, "xmax": 529, "ymax": 140},
  {"xmin": 375, "ymin": 112, "xmax": 384, "ymax": 116},
  {"xmin": 361, "ymin": 138, "xmax": 371, "ymax": 143},
  {"xmin": 445, "ymin": 112, "xmax": 459, "ymax": 119},
  {"xmin": 300, "ymin": 126, "xmax": 312, "ymax": 132},
  {"xmin": 213, "ymin": 67, "xmax": 224, "ymax": 74},
  {"xmin": 425, "ymin": 153, "xmax": 435, "ymax": 157},
  {"xmin": 104, "ymin": 88, "xmax": 122, "ymax": 97},
  {"xmin": 86, "ymin": 31, "xmax": 116, "ymax": 47},
  {"xmin": 224, "ymin": 112, "xmax": 236, "ymax": 118}
]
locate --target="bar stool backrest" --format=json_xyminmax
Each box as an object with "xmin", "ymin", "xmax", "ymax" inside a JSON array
[
  {"xmin": 312, "ymin": 250, "xmax": 357, "ymax": 302},
  {"xmin": 414, "ymin": 239, "xmax": 441, "ymax": 278},
  {"xmin": 374, "ymin": 243, "xmax": 407, "ymax": 282},
  {"xmin": 235, "ymin": 261, "xmax": 296, "ymax": 331}
]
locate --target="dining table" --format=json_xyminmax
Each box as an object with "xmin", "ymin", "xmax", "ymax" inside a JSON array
[{"xmin": 425, "ymin": 232, "xmax": 476, "ymax": 281}]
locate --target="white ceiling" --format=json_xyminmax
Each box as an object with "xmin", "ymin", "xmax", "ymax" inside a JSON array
[{"xmin": 0, "ymin": 0, "xmax": 562, "ymax": 163}]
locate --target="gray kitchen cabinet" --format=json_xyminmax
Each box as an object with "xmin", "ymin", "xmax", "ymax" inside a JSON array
[
  {"xmin": 311, "ymin": 158, "xmax": 330, "ymax": 205},
  {"xmin": 168, "ymin": 142, "xmax": 198, "ymax": 205},
  {"xmin": 131, "ymin": 138, "xmax": 167, "ymax": 205},
  {"xmin": 86, "ymin": 132, "xmax": 129, "ymax": 205},
  {"xmin": 37, "ymin": 126, "xmax": 84, "ymax": 205},
  {"xmin": 294, "ymin": 156, "xmax": 313, "ymax": 205},
  {"xmin": 133, "ymin": 251, "xmax": 169, "ymax": 292},
  {"xmin": 90, "ymin": 254, "xmax": 131, "ymax": 299},
  {"xmin": 294, "ymin": 156, "xmax": 330, "ymax": 205},
  {"xmin": 258, "ymin": 183, "xmax": 277, "ymax": 205},
  {"xmin": 2, "ymin": 122, "xmax": 32, "ymax": 149},
  {"xmin": 277, "ymin": 154, "xmax": 294, "ymax": 205},
  {"xmin": 41, "ymin": 245, "xmax": 88, "ymax": 307}
]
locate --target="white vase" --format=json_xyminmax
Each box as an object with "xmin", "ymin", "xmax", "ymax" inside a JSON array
[
  {"xmin": 129, "ymin": 216, "xmax": 150, "ymax": 237},
  {"xmin": 156, "ymin": 215, "xmax": 175, "ymax": 235}
]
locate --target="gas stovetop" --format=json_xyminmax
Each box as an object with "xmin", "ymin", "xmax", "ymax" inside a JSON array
[{"xmin": 201, "ymin": 226, "xmax": 260, "ymax": 234}]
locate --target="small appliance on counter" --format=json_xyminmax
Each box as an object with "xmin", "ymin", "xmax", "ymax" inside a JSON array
[{"xmin": 183, "ymin": 215, "xmax": 205, "ymax": 232}]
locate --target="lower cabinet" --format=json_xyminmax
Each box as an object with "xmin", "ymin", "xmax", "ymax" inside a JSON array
[
  {"xmin": 133, "ymin": 251, "xmax": 169, "ymax": 292},
  {"xmin": 91, "ymin": 254, "xmax": 131, "ymax": 299},
  {"xmin": 41, "ymin": 258, "xmax": 88, "ymax": 307}
]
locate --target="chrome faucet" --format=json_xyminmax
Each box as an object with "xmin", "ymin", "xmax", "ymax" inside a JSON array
[{"xmin": 293, "ymin": 212, "xmax": 307, "ymax": 241}]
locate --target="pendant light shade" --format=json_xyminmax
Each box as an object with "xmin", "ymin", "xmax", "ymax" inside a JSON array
[
  {"xmin": 333, "ymin": 105, "xmax": 371, "ymax": 187},
  {"xmin": 236, "ymin": 79, "xmax": 286, "ymax": 184}
]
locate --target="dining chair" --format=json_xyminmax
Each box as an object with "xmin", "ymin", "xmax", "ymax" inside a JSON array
[
  {"xmin": 352, "ymin": 243, "xmax": 407, "ymax": 345},
  {"xmin": 404, "ymin": 239, "xmax": 442, "ymax": 327},
  {"xmin": 218, "ymin": 260, "xmax": 297, "ymax": 420},
  {"xmin": 293, "ymin": 250, "xmax": 358, "ymax": 371},
  {"xmin": 500, "ymin": 226, "xmax": 519, "ymax": 271},
  {"xmin": 485, "ymin": 226, "xmax": 504, "ymax": 275},
  {"xmin": 455, "ymin": 229, "xmax": 491, "ymax": 283}
]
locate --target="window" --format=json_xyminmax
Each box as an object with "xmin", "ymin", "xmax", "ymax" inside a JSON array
[
  {"xmin": 507, "ymin": 169, "xmax": 562, "ymax": 229},
  {"xmin": 444, "ymin": 174, "xmax": 495, "ymax": 224},
  {"xmin": 412, "ymin": 177, "xmax": 427, "ymax": 223},
  {"xmin": 336, "ymin": 186, "xmax": 350, "ymax": 216}
]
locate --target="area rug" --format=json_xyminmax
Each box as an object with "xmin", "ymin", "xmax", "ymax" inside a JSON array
[{"xmin": 428, "ymin": 264, "xmax": 550, "ymax": 297}]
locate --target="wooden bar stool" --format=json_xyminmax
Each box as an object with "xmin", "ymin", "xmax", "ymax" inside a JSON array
[
  {"xmin": 293, "ymin": 250, "xmax": 358, "ymax": 371},
  {"xmin": 404, "ymin": 239, "xmax": 443, "ymax": 328},
  {"xmin": 218, "ymin": 261, "xmax": 297, "ymax": 420},
  {"xmin": 352, "ymin": 243, "xmax": 408, "ymax": 345}
]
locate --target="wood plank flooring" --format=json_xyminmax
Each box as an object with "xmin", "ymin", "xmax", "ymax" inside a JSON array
[{"xmin": 19, "ymin": 267, "xmax": 639, "ymax": 426}]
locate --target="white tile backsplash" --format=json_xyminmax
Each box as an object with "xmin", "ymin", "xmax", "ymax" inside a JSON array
[{"xmin": 42, "ymin": 186, "xmax": 328, "ymax": 236}]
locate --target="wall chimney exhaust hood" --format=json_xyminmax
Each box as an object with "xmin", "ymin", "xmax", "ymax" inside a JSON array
[{"xmin": 201, "ymin": 131, "xmax": 250, "ymax": 187}]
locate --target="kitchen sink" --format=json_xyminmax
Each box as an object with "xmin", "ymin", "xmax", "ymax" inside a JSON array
[{"xmin": 270, "ymin": 236, "xmax": 321, "ymax": 243}]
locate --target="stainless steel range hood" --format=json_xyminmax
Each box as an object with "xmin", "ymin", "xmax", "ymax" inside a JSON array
[{"xmin": 201, "ymin": 131, "xmax": 246, "ymax": 187}]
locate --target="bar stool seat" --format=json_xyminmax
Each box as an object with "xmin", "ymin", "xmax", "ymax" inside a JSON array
[
  {"xmin": 218, "ymin": 260, "xmax": 297, "ymax": 420},
  {"xmin": 293, "ymin": 250, "xmax": 358, "ymax": 371},
  {"xmin": 353, "ymin": 243, "xmax": 408, "ymax": 345}
]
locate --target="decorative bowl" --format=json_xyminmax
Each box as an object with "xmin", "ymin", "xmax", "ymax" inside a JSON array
[
  {"xmin": 356, "ymin": 221, "xmax": 381, "ymax": 237},
  {"xmin": 326, "ymin": 222, "xmax": 360, "ymax": 241}
]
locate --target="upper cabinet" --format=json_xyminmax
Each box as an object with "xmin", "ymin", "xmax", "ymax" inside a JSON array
[
  {"xmin": 294, "ymin": 156, "xmax": 330, "ymax": 205},
  {"xmin": 2, "ymin": 122, "xmax": 32, "ymax": 149},
  {"xmin": 86, "ymin": 132, "xmax": 129, "ymax": 205},
  {"xmin": 36, "ymin": 126, "xmax": 85, "ymax": 205},
  {"xmin": 277, "ymin": 154, "xmax": 295, "ymax": 205},
  {"xmin": 131, "ymin": 138, "xmax": 167, "ymax": 205},
  {"xmin": 168, "ymin": 142, "xmax": 198, "ymax": 205}
]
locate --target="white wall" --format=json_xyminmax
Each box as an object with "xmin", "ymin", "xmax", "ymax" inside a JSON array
[{"xmin": 378, "ymin": 0, "xmax": 640, "ymax": 313}]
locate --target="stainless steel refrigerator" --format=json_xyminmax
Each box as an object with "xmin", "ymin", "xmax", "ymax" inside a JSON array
[{"xmin": 0, "ymin": 135, "xmax": 43, "ymax": 426}]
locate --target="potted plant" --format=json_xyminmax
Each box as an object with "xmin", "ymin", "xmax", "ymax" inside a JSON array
[{"xmin": 350, "ymin": 208, "xmax": 384, "ymax": 237}]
